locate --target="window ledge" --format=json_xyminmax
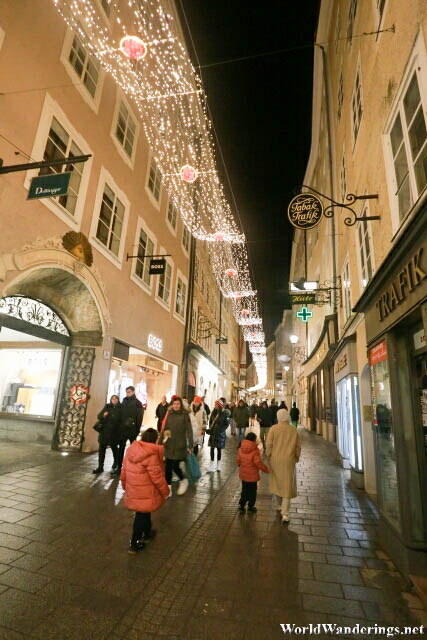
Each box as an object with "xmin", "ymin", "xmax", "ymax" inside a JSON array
[
  {"xmin": 90, "ymin": 237, "xmax": 123, "ymax": 270},
  {"xmin": 173, "ymin": 311, "xmax": 186, "ymax": 326},
  {"xmin": 110, "ymin": 133, "xmax": 135, "ymax": 170},
  {"xmin": 0, "ymin": 412, "xmax": 55, "ymax": 423},
  {"xmin": 155, "ymin": 295, "xmax": 171, "ymax": 312},
  {"xmin": 145, "ymin": 184, "xmax": 162, "ymax": 210}
]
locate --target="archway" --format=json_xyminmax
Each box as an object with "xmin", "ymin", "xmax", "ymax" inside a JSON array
[{"xmin": 0, "ymin": 265, "xmax": 106, "ymax": 451}]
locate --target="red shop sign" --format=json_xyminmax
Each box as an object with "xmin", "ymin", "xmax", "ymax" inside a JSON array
[{"xmin": 369, "ymin": 340, "xmax": 387, "ymax": 366}]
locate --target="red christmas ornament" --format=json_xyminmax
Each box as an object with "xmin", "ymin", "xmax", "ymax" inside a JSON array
[
  {"xmin": 225, "ymin": 268, "xmax": 237, "ymax": 278},
  {"xmin": 180, "ymin": 164, "xmax": 198, "ymax": 183},
  {"xmin": 242, "ymin": 309, "xmax": 249, "ymax": 316},
  {"xmin": 214, "ymin": 232, "xmax": 225, "ymax": 241},
  {"xmin": 119, "ymin": 35, "xmax": 147, "ymax": 60}
]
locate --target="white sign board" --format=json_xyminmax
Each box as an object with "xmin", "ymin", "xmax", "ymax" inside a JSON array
[{"xmin": 148, "ymin": 333, "xmax": 163, "ymax": 354}]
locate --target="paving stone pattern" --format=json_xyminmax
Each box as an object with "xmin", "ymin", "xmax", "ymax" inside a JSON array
[{"xmin": 0, "ymin": 429, "xmax": 424, "ymax": 639}]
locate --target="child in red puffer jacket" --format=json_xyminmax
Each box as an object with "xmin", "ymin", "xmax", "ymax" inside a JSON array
[
  {"xmin": 121, "ymin": 428, "xmax": 169, "ymax": 554},
  {"xmin": 237, "ymin": 432, "xmax": 269, "ymax": 513}
]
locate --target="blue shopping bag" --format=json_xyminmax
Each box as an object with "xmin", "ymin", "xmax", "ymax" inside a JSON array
[{"xmin": 185, "ymin": 453, "xmax": 201, "ymax": 484}]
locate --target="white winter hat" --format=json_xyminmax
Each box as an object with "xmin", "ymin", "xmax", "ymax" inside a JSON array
[{"xmin": 277, "ymin": 408, "xmax": 290, "ymax": 423}]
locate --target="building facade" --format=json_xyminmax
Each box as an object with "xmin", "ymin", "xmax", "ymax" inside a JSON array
[{"xmin": 288, "ymin": 0, "xmax": 427, "ymax": 578}]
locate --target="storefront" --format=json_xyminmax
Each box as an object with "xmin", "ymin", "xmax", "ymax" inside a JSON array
[
  {"xmin": 187, "ymin": 346, "xmax": 222, "ymax": 410},
  {"xmin": 108, "ymin": 338, "xmax": 178, "ymax": 430},
  {"xmin": 303, "ymin": 314, "xmax": 337, "ymax": 442},
  {"xmin": 333, "ymin": 337, "xmax": 363, "ymax": 486},
  {"xmin": 354, "ymin": 204, "xmax": 427, "ymax": 579}
]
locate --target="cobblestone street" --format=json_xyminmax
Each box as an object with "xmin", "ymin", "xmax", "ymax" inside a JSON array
[{"xmin": 0, "ymin": 429, "xmax": 425, "ymax": 640}]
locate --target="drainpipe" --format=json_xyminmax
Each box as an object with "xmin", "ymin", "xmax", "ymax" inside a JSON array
[{"xmin": 316, "ymin": 44, "xmax": 337, "ymax": 314}]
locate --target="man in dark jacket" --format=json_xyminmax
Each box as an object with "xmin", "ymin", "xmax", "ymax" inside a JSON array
[
  {"xmin": 290, "ymin": 402, "xmax": 300, "ymax": 427},
  {"xmin": 233, "ymin": 400, "xmax": 250, "ymax": 446},
  {"xmin": 112, "ymin": 386, "xmax": 144, "ymax": 477},
  {"xmin": 155, "ymin": 395, "xmax": 169, "ymax": 432},
  {"xmin": 270, "ymin": 399, "xmax": 279, "ymax": 425},
  {"xmin": 257, "ymin": 401, "xmax": 273, "ymax": 451}
]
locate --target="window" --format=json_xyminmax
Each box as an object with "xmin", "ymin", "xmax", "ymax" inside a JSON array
[
  {"xmin": 135, "ymin": 228, "xmax": 154, "ymax": 288},
  {"xmin": 174, "ymin": 273, "xmax": 187, "ymax": 320},
  {"xmin": 182, "ymin": 225, "xmax": 190, "ymax": 253},
  {"xmin": 341, "ymin": 259, "xmax": 352, "ymax": 322},
  {"xmin": 40, "ymin": 117, "xmax": 84, "ymax": 217},
  {"xmin": 191, "ymin": 305, "xmax": 198, "ymax": 341},
  {"xmin": 376, "ymin": 0, "xmax": 386, "ymax": 25},
  {"xmin": 115, "ymin": 101, "xmax": 136, "ymax": 158},
  {"xmin": 347, "ymin": 0, "xmax": 357, "ymax": 42},
  {"xmin": 337, "ymin": 72, "xmax": 344, "ymax": 121},
  {"xmin": 357, "ymin": 216, "xmax": 374, "ymax": 288},
  {"xmin": 157, "ymin": 255, "xmax": 172, "ymax": 306},
  {"xmin": 147, "ymin": 156, "xmax": 162, "ymax": 203},
  {"xmin": 95, "ymin": 183, "xmax": 125, "ymax": 257},
  {"xmin": 68, "ymin": 32, "xmax": 100, "ymax": 98},
  {"xmin": 340, "ymin": 150, "xmax": 347, "ymax": 199},
  {"xmin": 351, "ymin": 66, "xmax": 363, "ymax": 144},
  {"xmin": 334, "ymin": 5, "xmax": 340, "ymax": 53},
  {"xmin": 388, "ymin": 72, "xmax": 427, "ymax": 222},
  {"xmin": 100, "ymin": 0, "xmax": 111, "ymax": 16},
  {"xmin": 194, "ymin": 255, "xmax": 199, "ymax": 283},
  {"xmin": 167, "ymin": 200, "xmax": 178, "ymax": 232}
]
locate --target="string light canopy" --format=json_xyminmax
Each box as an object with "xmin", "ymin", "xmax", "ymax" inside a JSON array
[{"xmin": 51, "ymin": 0, "xmax": 267, "ymax": 388}]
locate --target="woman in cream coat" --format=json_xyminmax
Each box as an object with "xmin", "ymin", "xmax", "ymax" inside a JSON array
[{"xmin": 266, "ymin": 408, "xmax": 301, "ymax": 523}]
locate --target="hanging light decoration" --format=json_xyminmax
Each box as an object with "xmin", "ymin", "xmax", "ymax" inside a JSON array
[
  {"xmin": 225, "ymin": 268, "xmax": 237, "ymax": 278},
  {"xmin": 119, "ymin": 35, "xmax": 147, "ymax": 60},
  {"xmin": 180, "ymin": 164, "xmax": 198, "ymax": 183}
]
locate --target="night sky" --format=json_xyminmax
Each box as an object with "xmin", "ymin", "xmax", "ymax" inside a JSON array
[{"xmin": 179, "ymin": 1, "xmax": 320, "ymax": 343}]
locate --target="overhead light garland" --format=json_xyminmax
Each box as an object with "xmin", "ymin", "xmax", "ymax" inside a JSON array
[{"xmin": 51, "ymin": 0, "xmax": 267, "ymax": 389}]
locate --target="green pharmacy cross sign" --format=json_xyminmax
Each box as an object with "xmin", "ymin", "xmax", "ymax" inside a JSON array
[{"xmin": 296, "ymin": 306, "xmax": 313, "ymax": 323}]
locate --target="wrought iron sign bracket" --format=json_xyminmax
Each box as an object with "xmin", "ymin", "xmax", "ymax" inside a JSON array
[
  {"xmin": 126, "ymin": 253, "xmax": 171, "ymax": 262},
  {"xmin": 299, "ymin": 185, "xmax": 380, "ymax": 227}
]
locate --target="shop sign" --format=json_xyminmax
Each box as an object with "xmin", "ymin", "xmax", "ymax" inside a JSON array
[
  {"xmin": 287, "ymin": 193, "xmax": 324, "ymax": 230},
  {"xmin": 28, "ymin": 172, "xmax": 71, "ymax": 200},
  {"xmin": 369, "ymin": 340, "xmax": 387, "ymax": 366},
  {"xmin": 148, "ymin": 333, "xmax": 163, "ymax": 353},
  {"xmin": 375, "ymin": 248, "xmax": 426, "ymax": 321},
  {"xmin": 290, "ymin": 293, "xmax": 316, "ymax": 305},
  {"xmin": 335, "ymin": 353, "xmax": 347, "ymax": 374},
  {"xmin": 413, "ymin": 328, "xmax": 426, "ymax": 351},
  {"xmin": 216, "ymin": 337, "xmax": 228, "ymax": 344},
  {"xmin": 275, "ymin": 372, "xmax": 282, "ymax": 380},
  {"xmin": 296, "ymin": 306, "xmax": 313, "ymax": 323},
  {"xmin": 149, "ymin": 258, "xmax": 166, "ymax": 275}
]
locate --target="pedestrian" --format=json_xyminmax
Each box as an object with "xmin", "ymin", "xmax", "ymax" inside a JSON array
[
  {"xmin": 237, "ymin": 432, "xmax": 269, "ymax": 513},
  {"xmin": 257, "ymin": 400, "xmax": 273, "ymax": 451},
  {"xmin": 189, "ymin": 396, "xmax": 207, "ymax": 455},
  {"xmin": 121, "ymin": 427, "xmax": 169, "ymax": 554},
  {"xmin": 159, "ymin": 396, "xmax": 193, "ymax": 496},
  {"xmin": 270, "ymin": 399, "xmax": 279, "ymax": 425},
  {"xmin": 229, "ymin": 401, "xmax": 237, "ymax": 436},
  {"xmin": 92, "ymin": 394, "xmax": 121, "ymax": 474},
  {"xmin": 289, "ymin": 402, "xmax": 300, "ymax": 427},
  {"xmin": 279, "ymin": 400, "xmax": 288, "ymax": 411},
  {"xmin": 266, "ymin": 408, "xmax": 301, "ymax": 523},
  {"xmin": 112, "ymin": 386, "xmax": 144, "ymax": 477},
  {"xmin": 207, "ymin": 399, "xmax": 228, "ymax": 472},
  {"xmin": 155, "ymin": 395, "xmax": 169, "ymax": 432},
  {"xmin": 249, "ymin": 401, "xmax": 258, "ymax": 427},
  {"xmin": 233, "ymin": 399, "xmax": 250, "ymax": 446}
]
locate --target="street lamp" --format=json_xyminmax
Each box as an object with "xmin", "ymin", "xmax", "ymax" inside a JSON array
[{"xmin": 290, "ymin": 334, "xmax": 299, "ymax": 344}]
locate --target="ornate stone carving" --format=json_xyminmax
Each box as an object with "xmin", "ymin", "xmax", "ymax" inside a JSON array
[
  {"xmin": 19, "ymin": 236, "xmax": 64, "ymax": 252},
  {"xmin": 0, "ymin": 295, "xmax": 70, "ymax": 336}
]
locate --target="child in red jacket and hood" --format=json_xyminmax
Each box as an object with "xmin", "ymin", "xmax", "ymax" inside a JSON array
[
  {"xmin": 121, "ymin": 427, "xmax": 169, "ymax": 554},
  {"xmin": 237, "ymin": 432, "xmax": 269, "ymax": 513}
]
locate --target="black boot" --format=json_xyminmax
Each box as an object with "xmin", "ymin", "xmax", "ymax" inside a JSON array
[
  {"xmin": 92, "ymin": 467, "xmax": 103, "ymax": 474},
  {"xmin": 128, "ymin": 539, "xmax": 145, "ymax": 555}
]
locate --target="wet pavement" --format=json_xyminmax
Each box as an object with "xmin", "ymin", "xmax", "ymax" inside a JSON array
[{"xmin": 0, "ymin": 428, "xmax": 425, "ymax": 640}]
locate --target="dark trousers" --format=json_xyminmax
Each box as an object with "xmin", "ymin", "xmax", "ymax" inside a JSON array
[
  {"xmin": 193, "ymin": 445, "xmax": 199, "ymax": 456},
  {"xmin": 239, "ymin": 481, "xmax": 257, "ymax": 508},
  {"xmin": 210, "ymin": 447, "xmax": 221, "ymax": 461},
  {"xmin": 165, "ymin": 459, "xmax": 184, "ymax": 484},
  {"xmin": 116, "ymin": 433, "xmax": 138, "ymax": 471},
  {"xmin": 98, "ymin": 442, "xmax": 118, "ymax": 469},
  {"xmin": 131, "ymin": 512, "xmax": 151, "ymax": 544}
]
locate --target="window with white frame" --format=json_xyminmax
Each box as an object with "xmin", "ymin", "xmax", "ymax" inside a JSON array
[
  {"xmin": 135, "ymin": 227, "xmax": 154, "ymax": 288},
  {"xmin": 39, "ymin": 117, "xmax": 84, "ymax": 217},
  {"xmin": 191, "ymin": 305, "xmax": 198, "ymax": 341},
  {"xmin": 340, "ymin": 150, "xmax": 347, "ymax": 199},
  {"xmin": 337, "ymin": 72, "xmax": 344, "ymax": 121},
  {"xmin": 68, "ymin": 32, "xmax": 100, "ymax": 98},
  {"xmin": 147, "ymin": 156, "xmax": 162, "ymax": 202},
  {"xmin": 347, "ymin": 0, "xmax": 357, "ymax": 42},
  {"xmin": 167, "ymin": 200, "xmax": 178, "ymax": 231},
  {"xmin": 194, "ymin": 255, "xmax": 199, "ymax": 283},
  {"xmin": 182, "ymin": 224, "xmax": 190, "ymax": 253},
  {"xmin": 341, "ymin": 259, "xmax": 352, "ymax": 322},
  {"xmin": 157, "ymin": 257, "xmax": 172, "ymax": 306},
  {"xmin": 388, "ymin": 71, "xmax": 427, "ymax": 223},
  {"xmin": 115, "ymin": 100, "xmax": 137, "ymax": 158},
  {"xmin": 351, "ymin": 65, "xmax": 363, "ymax": 144},
  {"xmin": 100, "ymin": 0, "xmax": 111, "ymax": 16},
  {"xmin": 174, "ymin": 273, "xmax": 187, "ymax": 320},
  {"xmin": 95, "ymin": 183, "xmax": 125, "ymax": 257},
  {"xmin": 357, "ymin": 215, "xmax": 374, "ymax": 288},
  {"xmin": 376, "ymin": 0, "xmax": 386, "ymax": 25}
]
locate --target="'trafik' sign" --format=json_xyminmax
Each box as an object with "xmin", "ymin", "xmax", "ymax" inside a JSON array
[{"xmin": 287, "ymin": 193, "xmax": 324, "ymax": 230}]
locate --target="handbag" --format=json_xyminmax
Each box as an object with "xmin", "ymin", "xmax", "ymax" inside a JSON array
[
  {"xmin": 185, "ymin": 453, "xmax": 201, "ymax": 484},
  {"xmin": 93, "ymin": 421, "xmax": 103, "ymax": 433}
]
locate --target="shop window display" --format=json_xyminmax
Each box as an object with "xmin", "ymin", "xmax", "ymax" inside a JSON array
[
  {"xmin": 370, "ymin": 340, "xmax": 401, "ymax": 532},
  {"xmin": 336, "ymin": 375, "xmax": 362, "ymax": 471}
]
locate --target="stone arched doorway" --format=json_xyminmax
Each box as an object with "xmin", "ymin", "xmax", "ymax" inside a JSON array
[{"xmin": 0, "ymin": 263, "xmax": 107, "ymax": 451}]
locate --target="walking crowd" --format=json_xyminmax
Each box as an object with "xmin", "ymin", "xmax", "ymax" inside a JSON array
[{"xmin": 92, "ymin": 391, "xmax": 301, "ymax": 554}]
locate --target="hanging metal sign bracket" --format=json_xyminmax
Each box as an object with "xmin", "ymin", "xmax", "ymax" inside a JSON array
[
  {"xmin": 298, "ymin": 185, "xmax": 380, "ymax": 227},
  {"xmin": 0, "ymin": 154, "xmax": 92, "ymax": 174}
]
